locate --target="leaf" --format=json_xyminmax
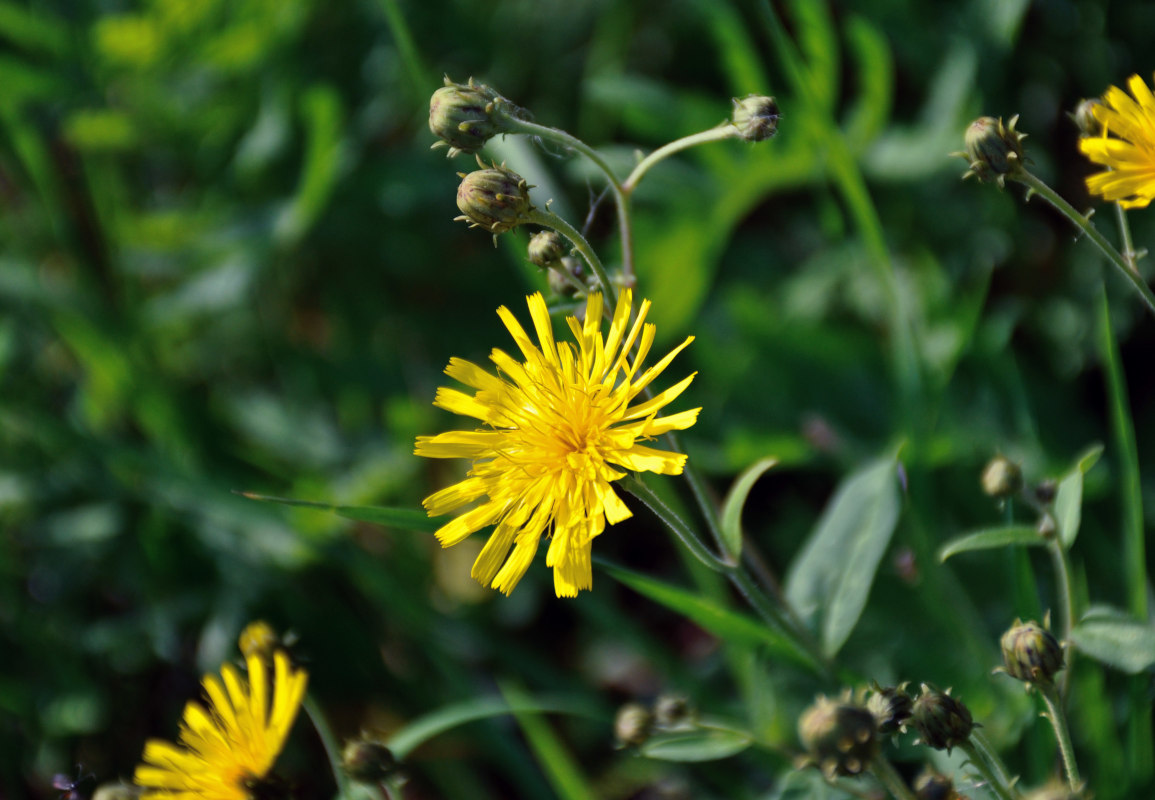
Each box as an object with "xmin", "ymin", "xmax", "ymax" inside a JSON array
[
  {"xmin": 501, "ymin": 682, "xmax": 598, "ymax": 800},
  {"xmin": 785, "ymin": 454, "xmax": 901, "ymax": 658},
  {"xmin": 238, "ymin": 492, "xmax": 439, "ymax": 533},
  {"xmin": 640, "ymin": 727, "xmax": 753, "ymax": 762},
  {"xmin": 598, "ymin": 561, "xmax": 820, "ymax": 672},
  {"xmin": 1070, "ymin": 607, "xmax": 1155, "ymax": 674},
  {"xmin": 938, "ymin": 525, "xmax": 1043, "ymax": 562},
  {"xmin": 1054, "ymin": 444, "xmax": 1104, "ymax": 549},
  {"xmin": 720, "ymin": 457, "xmax": 778, "ymax": 561}
]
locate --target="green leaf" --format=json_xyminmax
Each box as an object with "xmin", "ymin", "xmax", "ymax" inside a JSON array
[
  {"xmin": 938, "ymin": 525, "xmax": 1044, "ymax": 562},
  {"xmin": 501, "ymin": 682, "xmax": 598, "ymax": 800},
  {"xmin": 386, "ymin": 696, "xmax": 590, "ymax": 760},
  {"xmin": 640, "ymin": 727, "xmax": 753, "ymax": 762},
  {"xmin": 720, "ymin": 457, "xmax": 778, "ymax": 561},
  {"xmin": 599, "ymin": 561, "xmax": 820, "ymax": 672},
  {"xmin": 1054, "ymin": 444, "xmax": 1104, "ymax": 549},
  {"xmin": 238, "ymin": 492, "xmax": 439, "ymax": 533},
  {"xmin": 784, "ymin": 454, "xmax": 901, "ymax": 658},
  {"xmin": 1070, "ymin": 607, "xmax": 1155, "ymax": 675}
]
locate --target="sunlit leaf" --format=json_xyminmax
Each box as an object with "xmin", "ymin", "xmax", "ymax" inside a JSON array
[
  {"xmin": 1070, "ymin": 607, "xmax": 1155, "ymax": 674},
  {"xmin": 720, "ymin": 457, "xmax": 778, "ymax": 561},
  {"xmin": 1054, "ymin": 444, "xmax": 1103, "ymax": 549},
  {"xmin": 640, "ymin": 727, "xmax": 753, "ymax": 762},
  {"xmin": 938, "ymin": 526, "xmax": 1043, "ymax": 562},
  {"xmin": 238, "ymin": 492, "xmax": 439, "ymax": 533}
]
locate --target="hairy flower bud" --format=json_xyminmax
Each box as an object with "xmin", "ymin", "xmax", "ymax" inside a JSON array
[
  {"xmin": 731, "ymin": 95, "xmax": 780, "ymax": 142},
  {"xmin": 981, "ymin": 456, "xmax": 1023, "ymax": 499},
  {"xmin": 960, "ymin": 116, "xmax": 1027, "ymax": 187},
  {"xmin": 429, "ymin": 76, "xmax": 529, "ymax": 157},
  {"xmin": 798, "ymin": 696, "xmax": 878, "ymax": 779},
  {"xmin": 614, "ymin": 703, "xmax": 654, "ymax": 748},
  {"xmin": 914, "ymin": 769, "xmax": 962, "ymax": 800},
  {"xmin": 1071, "ymin": 98, "xmax": 1103, "ymax": 138},
  {"xmin": 528, "ymin": 230, "xmax": 566, "ymax": 268},
  {"xmin": 1001, "ymin": 619, "xmax": 1064, "ymax": 685},
  {"xmin": 342, "ymin": 737, "xmax": 398, "ymax": 782},
  {"xmin": 653, "ymin": 694, "xmax": 694, "ymax": 728},
  {"xmin": 455, "ymin": 159, "xmax": 535, "ymax": 237},
  {"xmin": 865, "ymin": 683, "xmax": 913, "ymax": 735},
  {"xmin": 911, "ymin": 685, "xmax": 974, "ymax": 753}
]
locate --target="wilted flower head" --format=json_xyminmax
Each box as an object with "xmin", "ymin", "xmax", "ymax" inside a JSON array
[
  {"xmin": 415, "ymin": 290, "xmax": 699, "ymax": 597},
  {"xmin": 1079, "ymin": 73, "xmax": 1155, "ymax": 209}
]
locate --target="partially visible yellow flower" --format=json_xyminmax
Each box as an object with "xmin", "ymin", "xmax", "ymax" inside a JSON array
[
  {"xmin": 1079, "ymin": 73, "xmax": 1155, "ymax": 209},
  {"xmin": 134, "ymin": 651, "xmax": 308, "ymax": 799},
  {"xmin": 415, "ymin": 289, "xmax": 699, "ymax": 598}
]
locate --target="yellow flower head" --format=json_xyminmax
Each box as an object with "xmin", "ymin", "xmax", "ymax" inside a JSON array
[
  {"xmin": 1079, "ymin": 73, "xmax": 1155, "ymax": 209},
  {"xmin": 415, "ymin": 289, "xmax": 699, "ymax": 597},
  {"xmin": 134, "ymin": 651, "xmax": 308, "ymax": 799}
]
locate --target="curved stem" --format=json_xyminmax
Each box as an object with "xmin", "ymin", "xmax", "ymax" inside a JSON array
[
  {"xmin": 623, "ymin": 125, "xmax": 739, "ymax": 193},
  {"xmin": 660, "ymin": 428, "xmax": 726, "ymax": 554},
  {"xmin": 726, "ymin": 562, "xmax": 831, "ymax": 678},
  {"xmin": 499, "ymin": 115, "xmax": 636, "ymax": 280},
  {"xmin": 1041, "ymin": 685, "xmax": 1082, "ymax": 792},
  {"xmin": 1046, "ymin": 538, "xmax": 1076, "ymax": 700},
  {"xmin": 526, "ymin": 208, "xmax": 617, "ymax": 310},
  {"xmin": 303, "ymin": 693, "xmax": 352, "ymax": 800},
  {"xmin": 621, "ymin": 474, "xmax": 728, "ymax": 573},
  {"xmin": 960, "ymin": 739, "xmax": 1020, "ymax": 800},
  {"xmin": 869, "ymin": 756, "xmax": 919, "ymax": 800},
  {"xmin": 1014, "ymin": 171, "xmax": 1155, "ymax": 317},
  {"xmin": 1114, "ymin": 202, "xmax": 1139, "ymax": 272}
]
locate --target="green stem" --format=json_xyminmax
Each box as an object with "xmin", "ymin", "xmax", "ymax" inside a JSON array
[
  {"xmin": 960, "ymin": 738, "xmax": 1020, "ymax": 800},
  {"xmin": 499, "ymin": 115, "xmax": 636, "ymax": 280},
  {"xmin": 869, "ymin": 756, "xmax": 919, "ymax": 800},
  {"xmin": 1114, "ymin": 202, "xmax": 1139, "ymax": 272},
  {"xmin": 303, "ymin": 693, "xmax": 352, "ymax": 800},
  {"xmin": 622, "ymin": 125, "xmax": 739, "ymax": 193},
  {"xmin": 726, "ymin": 561, "xmax": 831, "ymax": 678},
  {"xmin": 1014, "ymin": 171, "xmax": 1155, "ymax": 317},
  {"xmin": 621, "ymin": 474, "xmax": 728, "ymax": 573},
  {"xmin": 525, "ymin": 208, "xmax": 617, "ymax": 310},
  {"xmin": 1041, "ymin": 685, "xmax": 1082, "ymax": 792},
  {"xmin": 1046, "ymin": 537, "xmax": 1076, "ymax": 700},
  {"xmin": 661, "ymin": 428, "xmax": 726, "ymax": 555}
]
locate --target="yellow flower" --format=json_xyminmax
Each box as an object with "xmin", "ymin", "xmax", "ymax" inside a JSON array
[
  {"xmin": 134, "ymin": 651, "xmax": 308, "ymax": 799},
  {"xmin": 1079, "ymin": 73, "xmax": 1155, "ymax": 209},
  {"xmin": 415, "ymin": 289, "xmax": 699, "ymax": 597}
]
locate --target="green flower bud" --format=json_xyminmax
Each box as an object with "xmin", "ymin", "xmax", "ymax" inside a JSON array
[
  {"xmin": 1000, "ymin": 619, "xmax": 1064, "ymax": 685},
  {"xmin": 911, "ymin": 685, "xmax": 974, "ymax": 753},
  {"xmin": 960, "ymin": 116, "xmax": 1027, "ymax": 187},
  {"xmin": 981, "ymin": 456, "xmax": 1022, "ymax": 499},
  {"xmin": 528, "ymin": 230, "xmax": 566, "ymax": 268},
  {"xmin": 798, "ymin": 696, "xmax": 878, "ymax": 779},
  {"xmin": 1071, "ymin": 98, "xmax": 1103, "ymax": 138},
  {"xmin": 865, "ymin": 682, "xmax": 913, "ymax": 736},
  {"xmin": 546, "ymin": 255, "xmax": 586, "ymax": 297},
  {"xmin": 653, "ymin": 694, "xmax": 694, "ymax": 728},
  {"xmin": 455, "ymin": 158, "xmax": 535, "ymax": 237},
  {"xmin": 913, "ymin": 768, "xmax": 961, "ymax": 800},
  {"xmin": 731, "ymin": 95, "xmax": 780, "ymax": 142},
  {"xmin": 614, "ymin": 702, "xmax": 653, "ymax": 748},
  {"xmin": 342, "ymin": 736, "xmax": 399, "ymax": 782},
  {"xmin": 428, "ymin": 76, "xmax": 530, "ymax": 158}
]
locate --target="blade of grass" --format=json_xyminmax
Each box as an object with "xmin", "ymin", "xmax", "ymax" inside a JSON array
[{"xmin": 500, "ymin": 682, "xmax": 597, "ymax": 800}]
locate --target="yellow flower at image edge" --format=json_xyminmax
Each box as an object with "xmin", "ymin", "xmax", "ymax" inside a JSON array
[
  {"xmin": 1079, "ymin": 73, "xmax": 1155, "ymax": 209},
  {"xmin": 134, "ymin": 651, "xmax": 308, "ymax": 799},
  {"xmin": 416, "ymin": 290, "xmax": 699, "ymax": 598}
]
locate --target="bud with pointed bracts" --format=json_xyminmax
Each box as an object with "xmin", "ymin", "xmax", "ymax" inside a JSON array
[
  {"xmin": 429, "ymin": 76, "xmax": 530, "ymax": 158},
  {"xmin": 455, "ymin": 157, "xmax": 535, "ymax": 238},
  {"xmin": 865, "ymin": 682, "xmax": 913, "ymax": 736},
  {"xmin": 528, "ymin": 230, "xmax": 567, "ymax": 268},
  {"xmin": 958, "ymin": 116, "xmax": 1028, "ymax": 187},
  {"xmin": 1000, "ymin": 618, "xmax": 1064, "ymax": 686},
  {"xmin": 911, "ymin": 685, "xmax": 974, "ymax": 753}
]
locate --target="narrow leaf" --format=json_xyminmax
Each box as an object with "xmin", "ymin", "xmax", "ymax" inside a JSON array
[
  {"xmin": 640, "ymin": 728, "xmax": 753, "ymax": 762},
  {"xmin": 720, "ymin": 457, "xmax": 778, "ymax": 561},
  {"xmin": 784, "ymin": 454, "xmax": 901, "ymax": 658},
  {"xmin": 238, "ymin": 492, "xmax": 438, "ymax": 533},
  {"xmin": 599, "ymin": 561, "xmax": 819, "ymax": 672},
  {"xmin": 938, "ymin": 525, "xmax": 1043, "ymax": 562},
  {"xmin": 501, "ymin": 682, "xmax": 598, "ymax": 800},
  {"xmin": 1054, "ymin": 444, "xmax": 1103, "ymax": 549},
  {"xmin": 1070, "ymin": 608, "xmax": 1155, "ymax": 674}
]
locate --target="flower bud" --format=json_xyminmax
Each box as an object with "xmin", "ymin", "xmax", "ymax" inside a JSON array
[
  {"xmin": 614, "ymin": 703, "xmax": 653, "ymax": 748},
  {"xmin": 238, "ymin": 620, "xmax": 279, "ymax": 661},
  {"xmin": 546, "ymin": 256, "xmax": 586, "ymax": 297},
  {"xmin": 798, "ymin": 696, "xmax": 878, "ymax": 779},
  {"xmin": 653, "ymin": 694, "xmax": 694, "ymax": 728},
  {"xmin": 1071, "ymin": 98, "xmax": 1103, "ymax": 138},
  {"xmin": 1032, "ymin": 479, "xmax": 1057, "ymax": 506},
  {"xmin": 731, "ymin": 95, "xmax": 780, "ymax": 142},
  {"xmin": 960, "ymin": 116, "xmax": 1027, "ymax": 187},
  {"xmin": 455, "ymin": 159, "xmax": 535, "ymax": 237},
  {"xmin": 981, "ymin": 456, "xmax": 1022, "ymax": 499},
  {"xmin": 913, "ymin": 769, "xmax": 961, "ymax": 800},
  {"xmin": 1000, "ymin": 619, "xmax": 1064, "ymax": 685},
  {"xmin": 865, "ymin": 682, "xmax": 913, "ymax": 736},
  {"xmin": 528, "ymin": 230, "xmax": 566, "ymax": 268},
  {"xmin": 911, "ymin": 685, "xmax": 974, "ymax": 753},
  {"xmin": 342, "ymin": 736, "xmax": 399, "ymax": 782},
  {"xmin": 93, "ymin": 783, "xmax": 142, "ymax": 800},
  {"xmin": 428, "ymin": 77, "xmax": 529, "ymax": 158}
]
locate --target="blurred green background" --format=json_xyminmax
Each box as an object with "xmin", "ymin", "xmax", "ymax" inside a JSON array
[{"xmin": 3, "ymin": 0, "xmax": 1154, "ymax": 797}]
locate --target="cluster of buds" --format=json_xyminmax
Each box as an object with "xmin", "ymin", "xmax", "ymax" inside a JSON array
[
  {"xmin": 797, "ymin": 694, "xmax": 878, "ymax": 779},
  {"xmin": 958, "ymin": 115, "xmax": 1028, "ymax": 187},
  {"xmin": 429, "ymin": 76, "xmax": 530, "ymax": 157},
  {"xmin": 999, "ymin": 618, "xmax": 1065, "ymax": 687},
  {"xmin": 613, "ymin": 693, "xmax": 697, "ymax": 749}
]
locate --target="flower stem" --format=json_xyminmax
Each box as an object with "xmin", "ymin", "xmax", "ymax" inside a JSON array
[
  {"xmin": 1114, "ymin": 202, "xmax": 1140, "ymax": 272},
  {"xmin": 869, "ymin": 756, "xmax": 919, "ymax": 800},
  {"xmin": 1046, "ymin": 537, "xmax": 1076, "ymax": 699},
  {"xmin": 1014, "ymin": 171, "xmax": 1155, "ymax": 316},
  {"xmin": 303, "ymin": 692, "xmax": 352, "ymax": 800},
  {"xmin": 526, "ymin": 208, "xmax": 617, "ymax": 310},
  {"xmin": 963, "ymin": 734, "xmax": 1021, "ymax": 800},
  {"xmin": 621, "ymin": 474, "xmax": 728, "ymax": 573},
  {"xmin": 1041, "ymin": 685, "xmax": 1082, "ymax": 792},
  {"xmin": 622, "ymin": 125, "xmax": 739, "ymax": 193}
]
